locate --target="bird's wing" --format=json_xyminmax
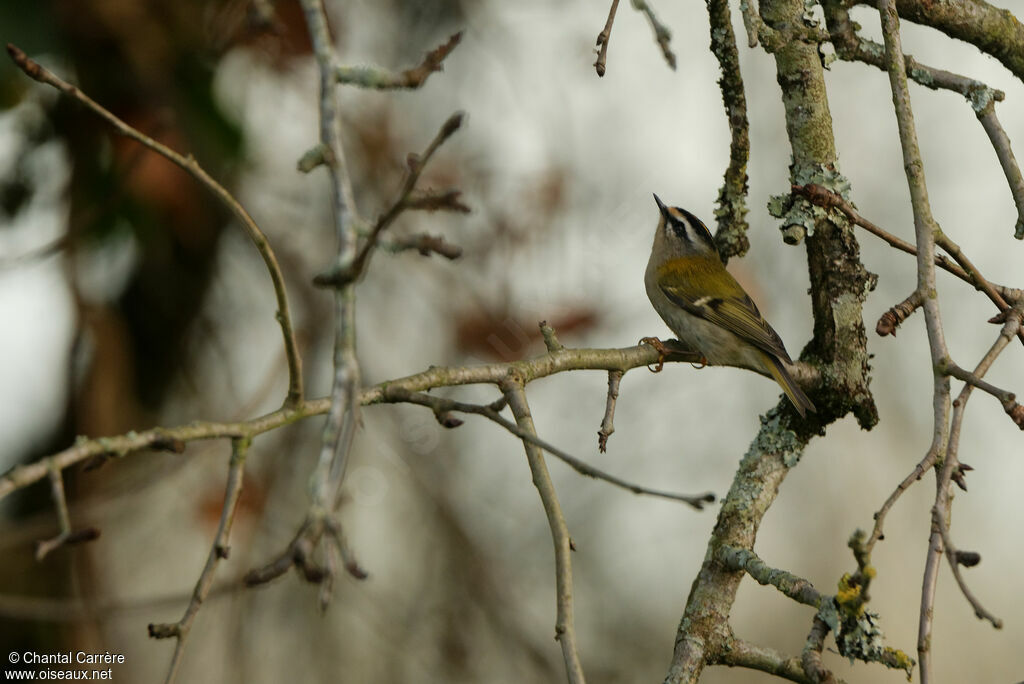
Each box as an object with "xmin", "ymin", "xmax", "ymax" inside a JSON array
[{"xmin": 657, "ymin": 262, "xmax": 793, "ymax": 364}]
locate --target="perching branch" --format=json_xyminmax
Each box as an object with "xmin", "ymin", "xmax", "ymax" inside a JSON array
[
  {"xmin": 0, "ymin": 342, "xmax": 696, "ymax": 505},
  {"xmin": 5, "ymin": 43, "xmax": 305, "ymax": 407}
]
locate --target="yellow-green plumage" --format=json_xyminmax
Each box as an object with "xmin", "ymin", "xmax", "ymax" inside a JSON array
[{"xmin": 645, "ymin": 196, "xmax": 815, "ymax": 417}]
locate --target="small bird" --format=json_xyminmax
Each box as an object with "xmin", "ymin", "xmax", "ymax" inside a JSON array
[{"xmin": 644, "ymin": 194, "xmax": 815, "ymax": 417}]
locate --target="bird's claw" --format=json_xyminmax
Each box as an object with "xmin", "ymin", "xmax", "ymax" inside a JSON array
[{"xmin": 639, "ymin": 336, "xmax": 669, "ymax": 373}]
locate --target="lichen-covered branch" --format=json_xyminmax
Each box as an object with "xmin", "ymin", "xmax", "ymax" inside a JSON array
[
  {"xmin": 715, "ymin": 546, "xmax": 823, "ymax": 607},
  {"xmin": 706, "ymin": 0, "xmax": 751, "ymax": 260},
  {"xmin": 854, "ymin": 0, "xmax": 1024, "ymax": 83}
]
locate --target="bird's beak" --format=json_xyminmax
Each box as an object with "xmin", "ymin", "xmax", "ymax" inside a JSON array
[{"xmin": 653, "ymin": 193, "xmax": 670, "ymax": 218}]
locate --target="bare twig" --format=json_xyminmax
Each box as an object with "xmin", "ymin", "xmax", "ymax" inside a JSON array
[
  {"xmin": 597, "ymin": 370, "xmax": 623, "ymax": 452},
  {"xmin": 976, "ymin": 100, "xmax": 1024, "ymax": 239},
  {"xmin": 383, "ymin": 386, "xmax": 715, "ymax": 509},
  {"xmin": 382, "ymin": 232, "xmax": 463, "ymax": 260},
  {"xmin": 931, "ymin": 507, "xmax": 1002, "ymax": 628},
  {"xmin": 876, "ymin": 290, "xmax": 923, "ymax": 336},
  {"xmin": 148, "ymin": 438, "xmax": 251, "ymax": 684},
  {"xmin": 35, "ymin": 467, "xmax": 99, "ymax": 561},
  {"xmin": 5, "ymin": 43, "xmax": 305, "ymax": 408},
  {"xmin": 296, "ymin": 0, "xmax": 365, "ymax": 611},
  {"xmin": 793, "ymin": 184, "xmax": 1022, "ymax": 344},
  {"xmin": 314, "ymin": 112, "xmax": 465, "ymax": 288},
  {"xmin": 939, "ymin": 359, "xmax": 1016, "ymax": 406},
  {"xmin": 0, "ymin": 342, "xmax": 698, "ymax": 504},
  {"xmin": 875, "ymin": 2, "xmax": 952, "ymax": 680},
  {"xmin": 631, "ymin": 0, "xmax": 676, "ymax": 70},
  {"xmin": 539, "ymin": 321, "xmax": 564, "ymax": 352},
  {"xmin": 824, "ymin": 2, "xmax": 1024, "ymax": 240},
  {"xmin": 334, "ymin": 32, "xmax": 463, "ymax": 90},
  {"xmin": 502, "ymin": 381, "xmax": 586, "ymax": 684},
  {"xmin": 594, "ymin": 0, "xmax": 620, "ymax": 77}
]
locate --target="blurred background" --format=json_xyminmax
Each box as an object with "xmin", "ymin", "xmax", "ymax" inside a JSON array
[{"xmin": 1, "ymin": 0, "xmax": 1022, "ymax": 682}]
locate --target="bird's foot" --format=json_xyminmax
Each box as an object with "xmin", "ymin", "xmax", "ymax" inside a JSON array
[
  {"xmin": 691, "ymin": 356, "xmax": 708, "ymax": 369},
  {"xmin": 639, "ymin": 336, "xmax": 669, "ymax": 373}
]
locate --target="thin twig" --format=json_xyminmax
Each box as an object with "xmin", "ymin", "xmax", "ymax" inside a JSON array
[
  {"xmin": 824, "ymin": 2, "xmax": 1024, "ymax": 240},
  {"xmin": 382, "ymin": 232, "xmax": 463, "ymax": 260},
  {"xmin": 875, "ymin": 2, "xmax": 952, "ymax": 680},
  {"xmin": 0, "ymin": 342, "xmax": 694, "ymax": 504},
  {"xmin": 383, "ymin": 386, "xmax": 715, "ymax": 509},
  {"xmin": 931, "ymin": 507, "xmax": 1002, "ymax": 627},
  {"xmin": 148, "ymin": 438, "xmax": 251, "ymax": 684},
  {"xmin": 297, "ymin": 0, "xmax": 364, "ymax": 611},
  {"xmin": 35, "ymin": 467, "xmax": 99, "ymax": 561},
  {"xmin": 502, "ymin": 381, "xmax": 586, "ymax": 684},
  {"xmin": 318, "ymin": 113, "xmax": 465, "ymax": 288},
  {"xmin": 631, "ymin": 0, "xmax": 676, "ymax": 70},
  {"xmin": 5, "ymin": 44, "xmax": 305, "ymax": 408},
  {"xmin": 793, "ymin": 184, "xmax": 1022, "ymax": 346},
  {"xmin": 875, "ymin": 290, "xmax": 923, "ymax": 336},
  {"xmin": 975, "ymin": 100, "xmax": 1024, "ymax": 240},
  {"xmin": 594, "ymin": 0, "xmax": 620, "ymax": 77},
  {"xmin": 334, "ymin": 32, "xmax": 463, "ymax": 90},
  {"xmin": 597, "ymin": 370, "xmax": 623, "ymax": 453},
  {"xmin": 791, "ymin": 184, "xmax": 1018, "ymax": 301},
  {"xmin": 926, "ymin": 308, "xmax": 1022, "ymax": 631},
  {"xmin": 939, "ymin": 359, "xmax": 1015, "ymax": 405}
]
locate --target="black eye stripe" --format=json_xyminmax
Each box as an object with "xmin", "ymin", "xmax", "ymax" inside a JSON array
[{"xmin": 665, "ymin": 207, "xmax": 715, "ymax": 247}]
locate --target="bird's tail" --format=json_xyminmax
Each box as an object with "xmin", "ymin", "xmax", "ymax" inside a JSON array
[{"xmin": 762, "ymin": 353, "xmax": 816, "ymax": 418}]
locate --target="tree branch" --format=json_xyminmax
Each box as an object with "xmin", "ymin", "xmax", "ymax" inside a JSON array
[
  {"xmin": 854, "ymin": 0, "xmax": 1024, "ymax": 83},
  {"xmin": 383, "ymin": 386, "xmax": 715, "ymax": 509},
  {"xmin": 502, "ymin": 381, "xmax": 586, "ymax": 684},
  {"xmin": 334, "ymin": 32, "xmax": 463, "ymax": 90},
  {"xmin": 148, "ymin": 438, "xmax": 251, "ymax": 684},
  {"xmin": 5, "ymin": 43, "xmax": 305, "ymax": 407},
  {"xmin": 594, "ymin": 0, "xmax": 620, "ymax": 77},
  {"xmin": 707, "ymin": 0, "xmax": 752, "ymax": 260}
]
